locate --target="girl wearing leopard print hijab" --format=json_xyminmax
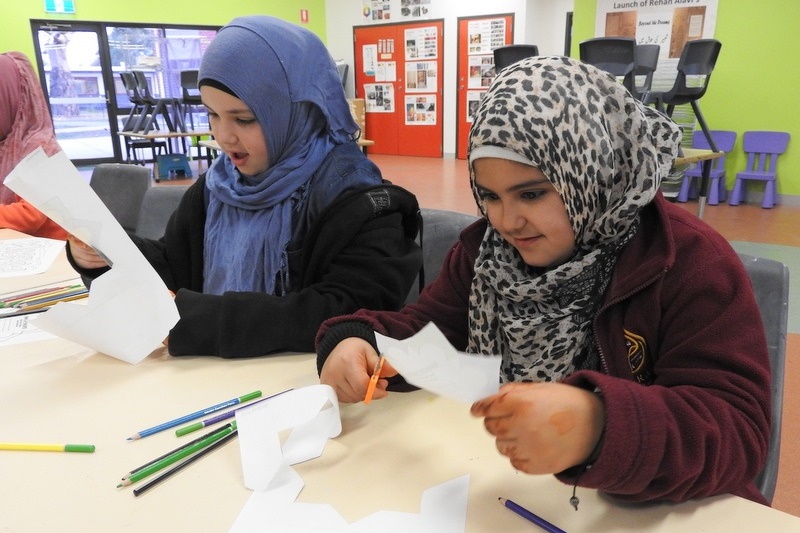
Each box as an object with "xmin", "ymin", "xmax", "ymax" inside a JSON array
[{"xmin": 317, "ymin": 56, "xmax": 771, "ymax": 506}]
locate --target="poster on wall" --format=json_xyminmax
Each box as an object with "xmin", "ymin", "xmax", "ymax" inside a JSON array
[
  {"xmin": 363, "ymin": 0, "xmax": 392, "ymax": 22},
  {"xmin": 405, "ymin": 94, "xmax": 437, "ymax": 125},
  {"xmin": 399, "ymin": 0, "xmax": 432, "ymax": 20},
  {"xmin": 364, "ymin": 83, "xmax": 395, "ymax": 113},
  {"xmin": 375, "ymin": 61, "xmax": 397, "ymax": 82},
  {"xmin": 405, "ymin": 61, "xmax": 438, "ymax": 92},
  {"xmin": 362, "ymin": 44, "xmax": 378, "ymax": 76},
  {"xmin": 594, "ymin": 0, "xmax": 718, "ymax": 60},
  {"xmin": 467, "ymin": 18, "xmax": 507, "ymax": 55},
  {"xmin": 466, "ymin": 91, "xmax": 484, "ymax": 123},
  {"xmin": 468, "ymin": 55, "xmax": 496, "ymax": 89},
  {"xmin": 404, "ymin": 26, "xmax": 438, "ymax": 61}
]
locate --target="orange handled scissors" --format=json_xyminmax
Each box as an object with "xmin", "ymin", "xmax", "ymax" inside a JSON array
[{"xmin": 363, "ymin": 355, "xmax": 386, "ymax": 404}]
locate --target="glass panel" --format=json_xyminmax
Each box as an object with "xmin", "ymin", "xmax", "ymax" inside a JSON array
[{"xmin": 37, "ymin": 28, "xmax": 114, "ymax": 160}]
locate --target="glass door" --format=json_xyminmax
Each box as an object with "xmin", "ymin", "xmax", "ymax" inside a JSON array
[{"xmin": 31, "ymin": 21, "xmax": 120, "ymax": 164}]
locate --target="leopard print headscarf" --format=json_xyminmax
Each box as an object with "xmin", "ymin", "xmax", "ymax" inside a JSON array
[{"xmin": 467, "ymin": 56, "xmax": 681, "ymax": 383}]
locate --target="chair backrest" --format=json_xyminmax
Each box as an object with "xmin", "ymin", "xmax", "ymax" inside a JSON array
[
  {"xmin": 742, "ymin": 131, "xmax": 791, "ymax": 174},
  {"xmin": 691, "ymin": 130, "xmax": 736, "ymax": 172},
  {"xmin": 662, "ymin": 39, "xmax": 721, "ymax": 105},
  {"xmin": 404, "ymin": 208, "xmax": 480, "ymax": 304},
  {"xmin": 737, "ymin": 252, "xmax": 789, "ymax": 504},
  {"xmin": 132, "ymin": 70, "xmax": 157, "ymax": 103},
  {"xmin": 493, "ymin": 44, "xmax": 540, "ymax": 72},
  {"xmin": 120, "ymin": 72, "xmax": 142, "ymax": 104},
  {"xmin": 89, "ymin": 164, "xmax": 152, "ymax": 233},
  {"xmin": 335, "ymin": 62, "xmax": 349, "ymax": 89},
  {"xmin": 180, "ymin": 69, "xmax": 201, "ymax": 103},
  {"xmin": 135, "ymin": 185, "xmax": 191, "ymax": 239},
  {"xmin": 633, "ymin": 44, "xmax": 660, "ymax": 95},
  {"xmin": 579, "ymin": 37, "xmax": 636, "ymax": 95}
]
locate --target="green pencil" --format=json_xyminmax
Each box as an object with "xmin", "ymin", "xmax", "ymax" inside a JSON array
[{"xmin": 117, "ymin": 422, "xmax": 236, "ymax": 487}]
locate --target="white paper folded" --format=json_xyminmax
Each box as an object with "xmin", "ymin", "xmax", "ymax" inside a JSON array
[
  {"xmin": 5, "ymin": 148, "xmax": 179, "ymax": 363},
  {"xmin": 376, "ymin": 322, "xmax": 501, "ymax": 403}
]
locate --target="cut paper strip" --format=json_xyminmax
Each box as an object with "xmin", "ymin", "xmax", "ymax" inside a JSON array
[
  {"xmin": 230, "ymin": 474, "xmax": 470, "ymax": 533},
  {"xmin": 376, "ymin": 322, "xmax": 501, "ymax": 403},
  {"xmin": 235, "ymin": 385, "xmax": 342, "ymax": 492},
  {"xmin": 5, "ymin": 148, "xmax": 179, "ymax": 364}
]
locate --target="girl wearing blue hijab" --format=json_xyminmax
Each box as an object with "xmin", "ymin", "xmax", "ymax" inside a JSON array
[{"xmin": 68, "ymin": 15, "xmax": 422, "ymax": 358}]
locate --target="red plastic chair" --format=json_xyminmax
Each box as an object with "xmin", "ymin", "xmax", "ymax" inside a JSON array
[{"xmin": 729, "ymin": 131, "xmax": 791, "ymax": 208}]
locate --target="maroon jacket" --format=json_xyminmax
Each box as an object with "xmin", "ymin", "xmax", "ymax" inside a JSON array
[{"xmin": 317, "ymin": 195, "xmax": 770, "ymax": 505}]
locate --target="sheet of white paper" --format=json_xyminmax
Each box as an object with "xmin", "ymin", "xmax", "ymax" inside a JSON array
[
  {"xmin": 0, "ymin": 313, "xmax": 55, "ymax": 346},
  {"xmin": 0, "ymin": 237, "xmax": 65, "ymax": 277},
  {"xmin": 4, "ymin": 148, "xmax": 179, "ymax": 363},
  {"xmin": 230, "ymin": 475, "xmax": 470, "ymax": 533},
  {"xmin": 376, "ymin": 322, "xmax": 501, "ymax": 403}
]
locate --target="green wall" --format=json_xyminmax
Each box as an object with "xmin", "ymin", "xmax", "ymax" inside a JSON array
[
  {"xmin": 1, "ymin": 1, "xmax": 327, "ymax": 65},
  {"xmin": 574, "ymin": 0, "xmax": 800, "ymax": 198}
]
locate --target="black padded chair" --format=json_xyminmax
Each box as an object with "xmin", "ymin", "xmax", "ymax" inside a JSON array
[
  {"xmin": 493, "ymin": 44, "xmax": 539, "ymax": 72},
  {"xmin": 90, "ymin": 164, "xmax": 153, "ymax": 233},
  {"xmin": 135, "ymin": 185, "xmax": 191, "ymax": 240},
  {"xmin": 633, "ymin": 44, "xmax": 660, "ymax": 101},
  {"xmin": 737, "ymin": 252, "xmax": 789, "ymax": 504},
  {"xmin": 405, "ymin": 208, "xmax": 480, "ymax": 304},
  {"xmin": 180, "ymin": 69, "xmax": 203, "ymax": 129},
  {"xmin": 644, "ymin": 39, "xmax": 722, "ymax": 151},
  {"xmin": 579, "ymin": 37, "xmax": 637, "ymax": 96}
]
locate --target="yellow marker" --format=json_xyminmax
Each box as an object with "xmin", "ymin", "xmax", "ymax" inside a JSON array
[{"xmin": 364, "ymin": 355, "xmax": 386, "ymax": 404}]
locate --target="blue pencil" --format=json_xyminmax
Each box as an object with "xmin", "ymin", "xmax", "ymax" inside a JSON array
[
  {"xmin": 127, "ymin": 390, "xmax": 262, "ymax": 440},
  {"xmin": 175, "ymin": 388, "xmax": 292, "ymax": 437}
]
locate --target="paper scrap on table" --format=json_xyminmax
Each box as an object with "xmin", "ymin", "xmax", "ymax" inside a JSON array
[
  {"xmin": 4, "ymin": 148, "xmax": 179, "ymax": 364},
  {"xmin": 376, "ymin": 322, "xmax": 501, "ymax": 403},
  {"xmin": 231, "ymin": 384, "xmax": 468, "ymax": 533},
  {"xmin": 231, "ymin": 475, "xmax": 469, "ymax": 533},
  {"xmin": 0, "ymin": 237, "xmax": 65, "ymax": 277}
]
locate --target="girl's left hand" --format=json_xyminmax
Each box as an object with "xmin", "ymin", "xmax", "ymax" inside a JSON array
[{"xmin": 470, "ymin": 382, "xmax": 605, "ymax": 474}]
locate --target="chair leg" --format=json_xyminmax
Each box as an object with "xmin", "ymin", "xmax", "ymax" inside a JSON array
[
  {"xmin": 718, "ymin": 175, "xmax": 727, "ymax": 203},
  {"xmin": 691, "ymin": 101, "xmax": 720, "ymax": 153},
  {"xmin": 729, "ymin": 179, "xmax": 744, "ymax": 206},
  {"xmin": 763, "ymin": 181, "xmax": 776, "ymax": 209},
  {"xmin": 677, "ymin": 175, "xmax": 692, "ymax": 202},
  {"xmin": 708, "ymin": 177, "xmax": 719, "ymax": 205}
]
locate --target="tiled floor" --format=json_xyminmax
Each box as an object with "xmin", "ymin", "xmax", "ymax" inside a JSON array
[{"xmin": 126, "ymin": 152, "xmax": 800, "ymax": 516}]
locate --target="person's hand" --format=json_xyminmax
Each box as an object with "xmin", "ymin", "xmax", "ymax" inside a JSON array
[
  {"xmin": 320, "ymin": 337, "xmax": 397, "ymax": 403},
  {"xmin": 470, "ymin": 382, "xmax": 605, "ymax": 474},
  {"xmin": 67, "ymin": 235, "xmax": 109, "ymax": 269}
]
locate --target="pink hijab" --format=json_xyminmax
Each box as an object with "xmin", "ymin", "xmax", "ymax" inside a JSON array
[{"xmin": 0, "ymin": 52, "xmax": 62, "ymax": 204}]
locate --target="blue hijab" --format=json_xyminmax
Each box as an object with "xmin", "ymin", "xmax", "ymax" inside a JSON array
[{"xmin": 199, "ymin": 16, "xmax": 358, "ymax": 295}]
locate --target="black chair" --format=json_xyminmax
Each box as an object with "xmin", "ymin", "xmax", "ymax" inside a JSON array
[
  {"xmin": 119, "ymin": 72, "xmax": 167, "ymax": 164},
  {"xmin": 493, "ymin": 44, "xmax": 539, "ymax": 72},
  {"xmin": 737, "ymin": 252, "xmax": 789, "ymax": 504},
  {"xmin": 633, "ymin": 44, "xmax": 660, "ymax": 101},
  {"xmin": 90, "ymin": 164, "xmax": 153, "ymax": 233},
  {"xmin": 135, "ymin": 185, "xmax": 191, "ymax": 240},
  {"xmin": 644, "ymin": 39, "xmax": 722, "ymax": 151},
  {"xmin": 132, "ymin": 70, "xmax": 184, "ymax": 134},
  {"xmin": 180, "ymin": 69, "xmax": 203, "ymax": 129},
  {"xmin": 404, "ymin": 208, "xmax": 480, "ymax": 304},
  {"xmin": 579, "ymin": 37, "xmax": 637, "ymax": 96}
]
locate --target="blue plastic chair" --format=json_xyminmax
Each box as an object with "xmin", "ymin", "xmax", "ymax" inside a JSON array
[
  {"xmin": 729, "ymin": 131, "xmax": 791, "ymax": 209},
  {"xmin": 677, "ymin": 130, "xmax": 736, "ymax": 205}
]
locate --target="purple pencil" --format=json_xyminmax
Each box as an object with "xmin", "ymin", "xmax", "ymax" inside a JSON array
[{"xmin": 174, "ymin": 388, "xmax": 292, "ymax": 437}]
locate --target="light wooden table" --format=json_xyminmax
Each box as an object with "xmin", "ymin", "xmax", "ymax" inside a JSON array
[{"xmin": 1, "ymin": 234, "xmax": 799, "ymax": 531}]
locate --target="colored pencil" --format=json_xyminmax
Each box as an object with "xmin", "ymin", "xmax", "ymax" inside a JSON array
[
  {"xmin": 0, "ymin": 443, "xmax": 95, "ymax": 453},
  {"xmin": 16, "ymin": 289, "xmax": 89, "ymax": 311},
  {"xmin": 123, "ymin": 423, "xmax": 236, "ymax": 478},
  {"xmin": 175, "ymin": 388, "xmax": 292, "ymax": 437},
  {"xmin": 127, "ymin": 390, "xmax": 261, "ymax": 440},
  {"xmin": 0, "ymin": 285, "xmax": 75, "ymax": 307},
  {"xmin": 499, "ymin": 497, "xmax": 566, "ymax": 533},
  {"xmin": 11, "ymin": 285, "xmax": 85, "ymax": 308},
  {"xmin": 133, "ymin": 430, "xmax": 238, "ymax": 497},
  {"xmin": 118, "ymin": 422, "xmax": 236, "ymax": 487}
]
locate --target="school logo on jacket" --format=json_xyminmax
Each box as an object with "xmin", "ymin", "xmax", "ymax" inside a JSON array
[{"xmin": 624, "ymin": 328, "xmax": 653, "ymax": 385}]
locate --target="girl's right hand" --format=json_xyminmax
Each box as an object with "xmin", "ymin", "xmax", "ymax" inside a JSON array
[
  {"xmin": 67, "ymin": 235, "xmax": 109, "ymax": 269},
  {"xmin": 320, "ymin": 337, "xmax": 396, "ymax": 403}
]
